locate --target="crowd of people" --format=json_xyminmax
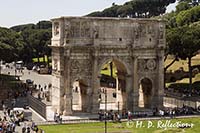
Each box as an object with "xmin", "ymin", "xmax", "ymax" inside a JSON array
[
  {"xmin": 0, "ymin": 106, "xmax": 41, "ymax": 133},
  {"xmin": 165, "ymin": 86, "xmax": 200, "ymax": 98},
  {"xmin": 35, "ymin": 83, "xmax": 51, "ymax": 102},
  {"xmin": 0, "ymin": 106, "xmax": 23, "ymax": 132},
  {"xmin": 164, "ymin": 105, "xmax": 199, "ymax": 116},
  {"xmin": 98, "ymin": 110, "xmax": 131, "ymax": 122},
  {"xmin": 98, "ymin": 105, "xmax": 200, "ymax": 122}
]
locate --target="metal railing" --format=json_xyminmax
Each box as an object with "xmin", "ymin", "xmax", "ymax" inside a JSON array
[
  {"xmin": 28, "ymin": 94, "xmax": 47, "ymax": 119},
  {"xmin": 164, "ymin": 96, "xmax": 199, "ymax": 109}
]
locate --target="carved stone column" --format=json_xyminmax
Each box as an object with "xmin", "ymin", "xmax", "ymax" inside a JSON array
[
  {"xmin": 126, "ymin": 74, "xmax": 133, "ymax": 112},
  {"xmin": 51, "ymin": 48, "xmax": 66, "ymax": 114},
  {"xmin": 91, "ymin": 52, "xmax": 100, "ymax": 113},
  {"xmin": 115, "ymin": 76, "xmax": 122, "ymax": 110},
  {"xmin": 132, "ymin": 56, "xmax": 139, "ymax": 111},
  {"xmin": 156, "ymin": 53, "xmax": 164, "ymax": 109},
  {"xmin": 85, "ymin": 86, "xmax": 92, "ymax": 112},
  {"xmin": 63, "ymin": 53, "xmax": 73, "ymax": 115},
  {"xmin": 63, "ymin": 93, "xmax": 72, "ymax": 115}
]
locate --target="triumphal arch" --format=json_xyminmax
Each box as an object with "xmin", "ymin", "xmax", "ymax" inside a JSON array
[{"xmin": 51, "ymin": 17, "xmax": 165, "ymax": 115}]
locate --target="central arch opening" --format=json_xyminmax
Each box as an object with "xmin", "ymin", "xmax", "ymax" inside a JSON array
[{"xmin": 98, "ymin": 59, "xmax": 127, "ymax": 112}]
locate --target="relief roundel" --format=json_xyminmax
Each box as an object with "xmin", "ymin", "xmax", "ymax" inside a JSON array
[{"xmin": 147, "ymin": 59, "xmax": 156, "ymax": 70}]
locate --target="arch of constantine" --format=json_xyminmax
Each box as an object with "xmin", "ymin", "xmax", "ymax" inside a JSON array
[{"xmin": 51, "ymin": 17, "xmax": 166, "ymax": 115}]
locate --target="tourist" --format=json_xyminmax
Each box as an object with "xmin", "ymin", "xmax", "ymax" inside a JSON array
[
  {"xmin": 44, "ymin": 84, "xmax": 47, "ymax": 90},
  {"xmin": 34, "ymin": 84, "xmax": 37, "ymax": 90},
  {"xmin": 127, "ymin": 110, "xmax": 132, "ymax": 120},
  {"xmin": 22, "ymin": 125, "xmax": 26, "ymax": 133},
  {"xmin": 48, "ymin": 83, "xmax": 52, "ymax": 89},
  {"xmin": 58, "ymin": 114, "xmax": 62, "ymax": 124},
  {"xmin": 31, "ymin": 121, "xmax": 36, "ymax": 131},
  {"xmin": 159, "ymin": 110, "xmax": 164, "ymax": 118},
  {"xmin": 1, "ymin": 100, "xmax": 4, "ymax": 106},
  {"xmin": 38, "ymin": 84, "xmax": 41, "ymax": 89},
  {"xmin": 172, "ymin": 110, "xmax": 176, "ymax": 118},
  {"xmin": 117, "ymin": 113, "xmax": 121, "ymax": 122},
  {"xmin": 26, "ymin": 126, "xmax": 31, "ymax": 133},
  {"xmin": 98, "ymin": 110, "xmax": 103, "ymax": 121},
  {"xmin": 38, "ymin": 92, "xmax": 41, "ymax": 100}
]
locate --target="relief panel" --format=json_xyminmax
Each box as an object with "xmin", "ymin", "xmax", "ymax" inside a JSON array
[
  {"xmin": 54, "ymin": 22, "xmax": 60, "ymax": 36},
  {"xmin": 137, "ymin": 59, "xmax": 157, "ymax": 72},
  {"xmin": 69, "ymin": 59, "xmax": 93, "ymax": 86}
]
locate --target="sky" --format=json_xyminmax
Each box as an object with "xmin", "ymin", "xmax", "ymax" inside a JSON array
[{"xmin": 0, "ymin": 0, "xmax": 177, "ymax": 28}]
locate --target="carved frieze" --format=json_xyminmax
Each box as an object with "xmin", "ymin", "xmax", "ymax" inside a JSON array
[
  {"xmin": 70, "ymin": 59, "xmax": 93, "ymax": 83},
  {"xmin": 139, "ymin": 23, "xmax": 146, "ymax": 37},
  {"xmin": 93, "ymin": 26, "xmax": 99, "ymax": 39},
  {"xmin": 53, "ymin": 59, "xmax": 58, "ymax": 71},
  {"xmin": 71, "ymin": 21, "xmax": 80, "ymax": 38},
  {"xmin": 147, "ymin": 25, "xmax": 155, "ymax": 37},
  {"xmin": 54, "ymin": 22, "xmax": 59, "ymax": 36},
  {"xmin": 134, "ymin": 23, "xmax": 140, "ymax": 39},
  {"xmin": 137, "ymin": 59, "xmax": 157, "ymax": 72},
  {"xmin": 133, "ymin": 23, "xmax": 147, "ymax": 39},
  {"xmin": 80, "ymin": 21, "xmax": 91, "ymax": 38},
  {"xmin": 65, "ymin": 21, "xmax": 92, "ymax": 39},
  {"xmin": 159, "ymin": 24, "xmax": 164, "ymax": 39},
  {"xmin": 65, "ymin": 21, "xmax": 71, "ymax": 43}
]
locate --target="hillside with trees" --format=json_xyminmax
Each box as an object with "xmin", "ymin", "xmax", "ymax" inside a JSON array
[
  {"xmin": 162, "ymin": 0, "xmax": 200, "ymax": 90},
  {"xmin": 87, "ymin": 0, "xmax": 176, "ymax": 18},
  {"xmin": 0, "ymin": 21, "xmax": 51, "ymax": 64}
]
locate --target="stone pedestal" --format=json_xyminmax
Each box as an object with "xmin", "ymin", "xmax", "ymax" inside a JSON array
[{"xmin": 91, "ymin": 93, "xmax": 100, "ymax": 113}]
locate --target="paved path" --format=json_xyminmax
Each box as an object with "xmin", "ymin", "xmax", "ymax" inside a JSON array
[{"xmin": 1, "ymin": 64, "xmax": 52, "ymax": 90}]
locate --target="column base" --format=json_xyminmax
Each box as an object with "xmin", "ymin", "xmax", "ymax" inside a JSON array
[
  {"xmin": 91, "ymin": 104, "xmax": 100, "ymax": 113},
  {"xmin": 63, "ymin": 110, "xmax": 73, "ymax": 116}
]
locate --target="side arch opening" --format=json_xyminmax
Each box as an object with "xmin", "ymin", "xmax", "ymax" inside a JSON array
[
  {"xmin": 138, "ymin": 77, "xmax": 153, "ymax": 108},
  {"xmin": 72, "ymin": 79, "xmax": 87, "ymax": 112}
]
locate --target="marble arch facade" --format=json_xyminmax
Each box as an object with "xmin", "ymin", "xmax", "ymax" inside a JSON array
[{"xmin": 51, "ymin": 17, "xmax": 166, "ymax": 115}]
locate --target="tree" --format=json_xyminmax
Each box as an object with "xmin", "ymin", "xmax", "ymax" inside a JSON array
[
  {"xmin": 86, "ymin": 0, "xmax": 176, "ymax": 18},
  {"xmin": 166, "ymin": 25, "xmax": 200, "ymax": 91},
  {"xmin": 176, "ymin": 1, "xmax": 191, "ymax": 13},
  {"xmin": 165, "ymin": 28, "xmax": 181, "ymax": 71},
  {"xmin": 176, "ymin": 5, "xmax": 200, "ymax": 26},
  {"xmin": 36, "ymin": 21, "xmax": 52, "ymax": 29},
  {"xmin": 101, "ymin": 4, "xmax": 120, "ymax": 17},
  {"xmin": 10, "ymin": 24, "xmax": 35, "ymax": 32},
  {"xmin": 178, "ymin": 0, "xmax": 200, "ymax": 6},
  {"xmin": 181, "ymin": 25, "xmax": 200, "ymax": 92},
  {"xmin": 22, "ymin": 29, "xmax": 51, "ymax": 64},
  {"xmin": 11, "ymin": 20, "xmax": 51, "ymax": 31},
  {"xmin": 0, "ymin": 27, "xmax": 24, "ymax": 62}
]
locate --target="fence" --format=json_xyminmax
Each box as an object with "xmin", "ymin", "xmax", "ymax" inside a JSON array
[
  {"xmin": 28, "ymin": 94, "xmax": 47, "ymax": 119},
  {"xmin": 164, "ymin": 96, "xmax": 199, "ymax": 109}
]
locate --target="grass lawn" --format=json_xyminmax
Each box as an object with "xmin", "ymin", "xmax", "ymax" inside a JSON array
[
  {"xmin": 165, "ymin": 55, "xmax": 200, "ymax": 88},
  {"xmin": 39, "ymin": 118, "xmax": 200, "ymax": 133},
  {"xmin": 100, "ymin": 63, "xmax": 117, "ymax": 78},
  {"xmin": 165, "ymin": 55, "xmax": 200, "ymax": 72}
]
